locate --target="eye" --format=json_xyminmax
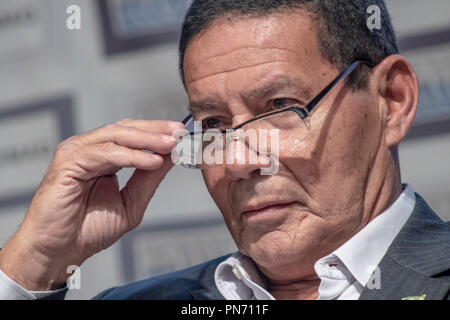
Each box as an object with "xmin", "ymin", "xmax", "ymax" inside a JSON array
[
  {"xmin": 202, "ymin": 117, "xmax": 227, "ymax": 130},
  {"xmin": 269, "ymin": 98, "xmax": 299, "ymax": 110}
]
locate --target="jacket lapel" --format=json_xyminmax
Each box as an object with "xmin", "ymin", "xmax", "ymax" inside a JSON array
[
  {"xmin": 359, "ymin": 255, "xmax": 449, "ymax": 300},
  {"xmin": 188, "ymin": 256, "xmax": 226, "ymax": 300},
  {"xmin": 359, "ymin": 194, "xmax": 450, "ymax": 300},
  {"xmin": 190, "ymin": 287, "xmax": 224, "ymax": 300}
]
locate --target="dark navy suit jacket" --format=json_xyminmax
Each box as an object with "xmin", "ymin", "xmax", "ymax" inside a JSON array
[{"xmin": 46, "ymin": 194, "xmax": 450, "ymax": 300}]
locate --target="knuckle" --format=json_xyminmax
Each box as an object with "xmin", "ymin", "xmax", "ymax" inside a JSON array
[
  {"xmin": 116, "ymin": 118, "xmax": 134, "ymax": 126},
  {"xmin": 99, "ymin": 141, "xmax": 117, "ymax": 153},
  {"xmin": 64, "ymin": 135, "xmax": 79, "ymax": 143},
  {"xmin": 104, "ymin": 124, "xmax": 124, "ymax": 140},
  {"xmin": 54, "ymin": 138, "xmax": 78, "ymax": 157},
  {"xmin": 104, "ymin": 123, "xmax": 119, "ymax": 132},
  {"xmin": 55, "ymin": 141, "xmax": 67, "ymax": 152}
]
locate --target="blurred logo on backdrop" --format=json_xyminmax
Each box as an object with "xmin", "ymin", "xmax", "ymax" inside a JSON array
[
  {"xmin": 97, "ymin": 0, "xmax": 193, "ymax": 55},
  {"xmin": 0, "ymin": 0, "xmax": 46, "ymax": 62},
  {"xmin": 0, "ymin": 96, "xmax": 75, "ymax": 210}
]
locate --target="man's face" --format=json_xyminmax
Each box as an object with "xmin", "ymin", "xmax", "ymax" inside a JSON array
[{"xmin": 183, "ymin": 11, "xmax": 385, "ymax": 279}]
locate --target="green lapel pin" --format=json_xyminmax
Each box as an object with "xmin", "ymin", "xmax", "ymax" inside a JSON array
[{"xmin": 401, "ymin": 294, "xmax": 426, "ymax": 300}]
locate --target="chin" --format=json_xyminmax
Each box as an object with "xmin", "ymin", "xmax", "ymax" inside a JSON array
[{"xmin": 239, "ymin": 231, "xmax": 303, "ymax": 267}]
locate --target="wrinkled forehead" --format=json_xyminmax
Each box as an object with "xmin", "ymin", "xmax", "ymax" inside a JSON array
[{"xmin": 183, "ymin": 10, "xmax": 329, "ymax": 88}]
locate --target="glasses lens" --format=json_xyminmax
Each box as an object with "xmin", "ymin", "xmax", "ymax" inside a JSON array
[
  {"xmin": 242, "ymin": 109, "xmax": 308, "ymax": 157},
  {"xmin": 172, "ymin": 109, "xmax": 309, "ymax": 169}
]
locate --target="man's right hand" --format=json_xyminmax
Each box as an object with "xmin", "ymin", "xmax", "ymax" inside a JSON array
[{"xmin": 0, "ymin": 119, "xmax": 184, "ymax": 291}]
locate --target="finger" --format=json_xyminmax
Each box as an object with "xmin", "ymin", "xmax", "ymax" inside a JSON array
[
  {"xmin": 74, "ymin": 124, "xmax": 178, "ymax": 154},
  {"xmin": 120, "ymin": 155, "xmax": 174, "ymax": 229},
  {"xmin": 116, "ymin": 119, "xmax": 185, "ymax": 135},
  {"xmin": 68, "ymin": 142, "xmax": 165, "ymax": 180}
]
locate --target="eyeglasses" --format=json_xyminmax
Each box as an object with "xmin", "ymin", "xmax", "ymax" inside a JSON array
[{"xmin": 172, "ymin": 60, "xmax": 373, "ymax": 170}]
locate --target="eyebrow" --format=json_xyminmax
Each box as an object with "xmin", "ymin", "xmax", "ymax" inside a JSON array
[
  {"xmin": 188, "ymin": 99, "xmax": 222, "ymax": 114},
  {"xmin": 242, "ymin": 76, "xmax": 310, "ymax": 101},
  {"xmin": 188, "ymin": 76, "xmax": 310, "ymax": 114}
]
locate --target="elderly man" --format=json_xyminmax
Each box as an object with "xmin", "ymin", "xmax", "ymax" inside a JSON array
[{"xmin": 0, "ymin": 0, "xmax": 449, "ymax": 300}]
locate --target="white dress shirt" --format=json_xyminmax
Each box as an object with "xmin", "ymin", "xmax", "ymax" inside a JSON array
[
  {"xmin": 0, "ymin": 184, "xmax": 415, "ymax": 300},
  {"xmin": 0, "ymin": 268, "xmax": 67, "ymax": 300},
  {"xmin": 214, "ymin": 184, "xmax": 416, "ymax": 300}
]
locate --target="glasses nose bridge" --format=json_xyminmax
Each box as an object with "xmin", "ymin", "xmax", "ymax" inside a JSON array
[
  {"xmin": 224, "ymin": 120, "xmax": 261, "ymax": 148},
  {"xmin": 223, "ymin": 123, "xmax": 272, "ymax": 163}
]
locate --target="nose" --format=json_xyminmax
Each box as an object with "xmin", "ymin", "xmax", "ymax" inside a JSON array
[{"xmin": 224, "ymin": 136, "xmax": 272, "ymax": 180}]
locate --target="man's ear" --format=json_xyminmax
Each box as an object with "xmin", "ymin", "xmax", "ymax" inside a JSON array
[{"xmin": 372, "ymin": 54, "xmax": 419, "ymax": 147}]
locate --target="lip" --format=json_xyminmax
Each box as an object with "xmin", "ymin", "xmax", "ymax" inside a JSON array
[{"xmin": 241, "ymin": 201, "xmax": 296, "ymax": 216}]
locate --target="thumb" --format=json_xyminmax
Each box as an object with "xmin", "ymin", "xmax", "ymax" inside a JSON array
[{"xmin": 120, "ymin": 155, "xmax": 174, "ymax": 228}]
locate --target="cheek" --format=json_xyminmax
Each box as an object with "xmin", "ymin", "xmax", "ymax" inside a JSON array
[
  {"xmin": 202, "ymin": 167, "xmax": 232, "ymax": 213},
  {"xmin": 281, "ymin": 96, "xmax": 380, "ymax": 207},
  {"xmin": 202, "ymin": 168, "xmax": 221, "ymax": 198},
  {"xmin": 202, "ymin": 167, "xmax": 244, "ymax": 243},
  {"xmin": 333, "ymin": 99, "xmax": 381, "ymax": 171},
  {"xmin": 318, "ymin": 95, "xmax": 379, "ymax": 167}
]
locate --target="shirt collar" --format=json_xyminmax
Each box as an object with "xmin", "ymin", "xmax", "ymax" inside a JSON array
[
  {"xmin": 214, "ymin": 252, "xmax": 275, "ymax": 300},
  {"xmin": 327, "ymin": 183, "xmax": 416, "ymax": 287}
]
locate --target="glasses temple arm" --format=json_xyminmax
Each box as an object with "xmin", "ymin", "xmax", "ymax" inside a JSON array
[
  {"xmin": 305, "ymin": 60, "xmax": 362, "ymax": 114},
  {"xmin": 182, "ymin": 114, "xmax": 193, "ymax": 126}
]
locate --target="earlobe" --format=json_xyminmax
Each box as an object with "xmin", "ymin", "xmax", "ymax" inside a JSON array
[{"xmin": 376, "ymin": 55, "xmax": 419, "ymax": 147}]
